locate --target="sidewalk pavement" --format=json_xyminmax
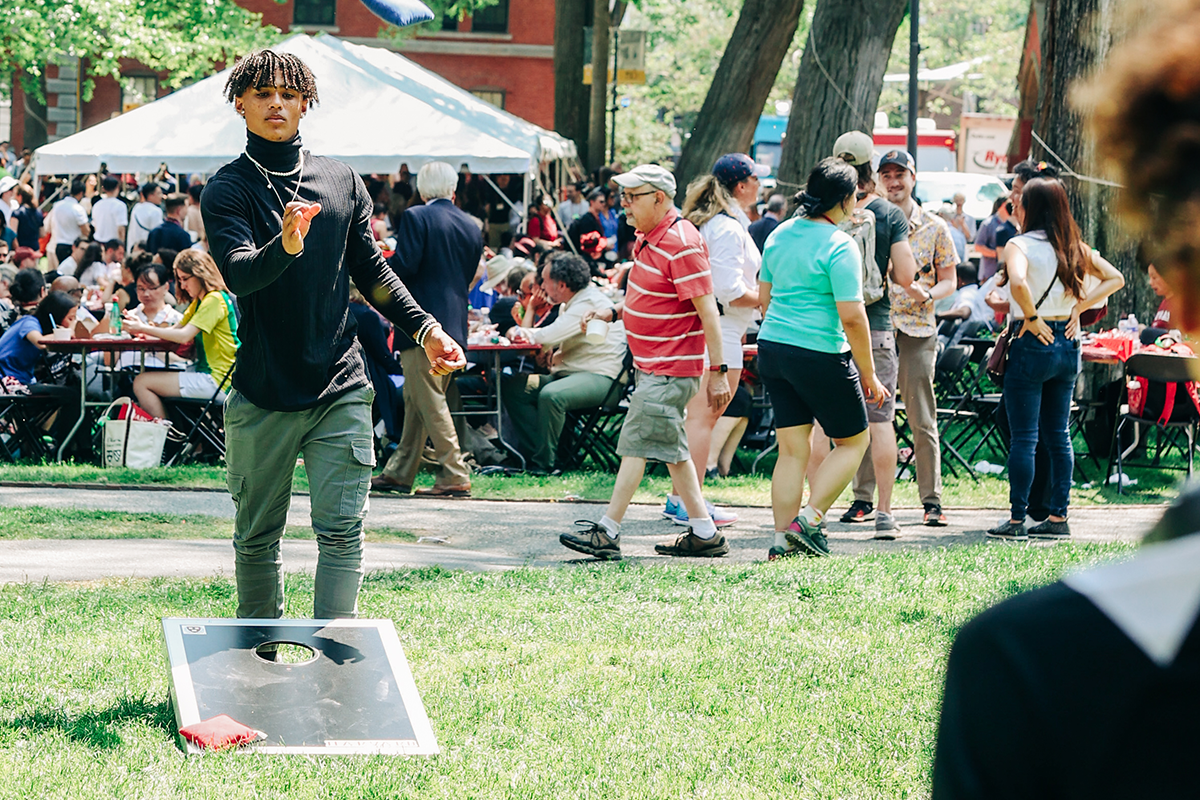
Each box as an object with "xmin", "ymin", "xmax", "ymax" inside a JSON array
[{"xmin": 0, "ymin": 486, "xmax": 1164, "ymax": 583}]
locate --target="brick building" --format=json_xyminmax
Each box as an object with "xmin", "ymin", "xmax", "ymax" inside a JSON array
[{"xmin": 7, "ymin": 0, "xmax": 555, "ymax": 153}]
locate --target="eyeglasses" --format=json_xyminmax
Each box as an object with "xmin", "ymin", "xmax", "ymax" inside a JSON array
[
  {"xmin": 620, "ymin": 190, "xmax": 658, "ymax": 205},
  {"xmin": 137, "ymin": 282, "xmax": 165, "ymax": 293}
]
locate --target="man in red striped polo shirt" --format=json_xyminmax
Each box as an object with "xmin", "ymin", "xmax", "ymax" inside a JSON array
[{"xmin": 561, "ymin": 165, "xmax": 733, "ymax": 561}]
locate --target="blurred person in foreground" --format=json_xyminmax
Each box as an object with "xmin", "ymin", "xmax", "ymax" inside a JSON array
[{"xmin": 932, "ymin": 3, "xmax": 1200, "ymax": 796}]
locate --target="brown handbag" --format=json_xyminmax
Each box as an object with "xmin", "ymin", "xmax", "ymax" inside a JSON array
[{"xmin": 986, "ymin": 278, "xmax": 1057, "ymax": 381}]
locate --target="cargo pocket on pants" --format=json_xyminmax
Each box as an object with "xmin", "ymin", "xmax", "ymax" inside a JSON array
[
  {"xmin": 339, "ymin": 437, "xmax": 377, "ymax": 517},
  {"xmin": 640, "ymin": 401, "xmax": 681, "ymax": 447}
]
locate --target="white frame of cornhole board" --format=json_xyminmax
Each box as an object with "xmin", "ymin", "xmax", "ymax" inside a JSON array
[{"xmin": 162, "ymin": 618, "xmax": 439, "ymax": 755}]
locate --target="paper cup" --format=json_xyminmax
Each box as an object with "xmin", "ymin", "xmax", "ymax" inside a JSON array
[
  {"xmin": 52, "ymin": 327, "xmax": 73, "ymax": 340},
  {"xmin": 585, "ymin": 318, "xmax": 609, "ymax": 345}
]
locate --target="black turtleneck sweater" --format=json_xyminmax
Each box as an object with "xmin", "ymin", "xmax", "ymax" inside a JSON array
[{"xmin": 202, "ymin": 132, "xmax": 433, "ymax": 411}]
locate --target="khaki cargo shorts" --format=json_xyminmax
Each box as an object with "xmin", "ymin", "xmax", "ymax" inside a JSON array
[{"xmin": 616, "ymin": 371, "xmax": 700, "ymax": 464}]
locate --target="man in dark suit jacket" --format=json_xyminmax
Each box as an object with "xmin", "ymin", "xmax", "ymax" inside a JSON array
[
  {"xmin": 747, "ymin": 193, "xmax": 785, "ymax": 253},
  {"xmin": 372, "ymin": 162, "xmax": 484, "ymax": 496},
  {"xmin": 145, "ymin": 193, "xmax": 194, "ymax": 254}
]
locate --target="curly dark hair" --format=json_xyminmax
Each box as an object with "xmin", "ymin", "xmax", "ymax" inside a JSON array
[
  {"xmin": 224, "ymin": 50, "xmax": 319, "ymax": 105},
  {"xmin": 546, "ymin": 252, "xmax": 592, "ymax": 292}
]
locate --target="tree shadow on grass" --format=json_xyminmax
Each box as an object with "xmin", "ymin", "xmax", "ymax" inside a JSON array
[{"xmin": 4, "ymin": 693, "xmax": 174, "ymax": 749}]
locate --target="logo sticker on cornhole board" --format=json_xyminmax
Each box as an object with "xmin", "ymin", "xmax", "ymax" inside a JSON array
[{"xmin": 162, "ymin": 618, "xmax": 438, "ymax": 755}]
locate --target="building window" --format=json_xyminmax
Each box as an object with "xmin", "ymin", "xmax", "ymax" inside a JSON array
[
  {"xmin": 441, "ymin": 11, "xmax": 459, "ymax": 31},
  {"xmin": 471, "ymin": 0, "xmax": 509, "ymax": 33},
  {"xmin": 294, "ymin": 0, "xmax": 336, "ymax": 27},
  {"xmin": 121, "ymin": 76, "xmax": 158, "ymax": 113},
  {"xmin": 471, "ymin": 89, "xmax": 505, "ymax": 110}
]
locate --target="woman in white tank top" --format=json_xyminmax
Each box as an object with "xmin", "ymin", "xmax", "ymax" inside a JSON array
[{"xmin": 987, "ymin": 178, "xmax": 1124, "ymax": 540}]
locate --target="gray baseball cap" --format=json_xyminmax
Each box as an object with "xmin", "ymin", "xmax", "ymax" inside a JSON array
[{"xmin": 613, "ymin": 164, "xmax": 677, "ymax": 198}]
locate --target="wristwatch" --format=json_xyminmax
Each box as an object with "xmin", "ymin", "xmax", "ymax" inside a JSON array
[{"xmin": 708, "ymin": 364, "xmax": 728, "ymax": 374}]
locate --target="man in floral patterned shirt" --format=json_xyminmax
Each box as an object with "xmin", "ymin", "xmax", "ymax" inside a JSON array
[{"xmin": 878, "ymin": 150, "xmax": 958, "ymax": 526}]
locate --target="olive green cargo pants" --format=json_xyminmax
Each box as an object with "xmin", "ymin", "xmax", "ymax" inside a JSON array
[{"xmin": 224, "ymin": 386, "xmax": 376, "ymax": 620}]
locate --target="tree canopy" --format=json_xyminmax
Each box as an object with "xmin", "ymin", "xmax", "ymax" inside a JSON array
[{"xmin": 0, "ymin": 0, "xmax": 283, "ymax": 102}]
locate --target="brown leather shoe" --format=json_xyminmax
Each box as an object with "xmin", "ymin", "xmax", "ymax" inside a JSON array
[
  {"xmin": 370, "ymin": 475, "xmax": 412, "ymax": 493},
  {"xmin": 414, "ymin": 484, "xmax": 471, "ymax": 498}
]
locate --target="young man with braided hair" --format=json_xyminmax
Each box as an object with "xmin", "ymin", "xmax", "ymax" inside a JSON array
[{"xmin": 201, "ymin": 49, "xmax": 465, "ymax": 621}]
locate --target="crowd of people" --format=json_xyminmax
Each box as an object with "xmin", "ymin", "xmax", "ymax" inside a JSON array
[
  {"xmin": 0, "ymin": 94, "xmax": 1144, "ymax": 560},
  {"xmin": 0, "ymin": 131, "xmax": 1139, "ymax": 558},
  {"xmin": 0, "ymin": 158, "xmax": 237, "ymax": 454}
]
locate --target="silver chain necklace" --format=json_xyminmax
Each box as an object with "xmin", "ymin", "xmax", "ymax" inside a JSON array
[{"xmin": 245, "ymin": 150, "xmax": 305, "ymax": 212}]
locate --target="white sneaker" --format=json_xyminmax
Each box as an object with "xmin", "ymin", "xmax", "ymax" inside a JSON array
[{"xmin": 873, "ymin": 511, "xmax": 901, "ymax": 541}]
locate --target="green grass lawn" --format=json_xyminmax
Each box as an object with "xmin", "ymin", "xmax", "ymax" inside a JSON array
[
  {"xmin": 0, "ymin": 542, "xmax": 1132, "ymax": 799},
  {"xmin": 0, "ymin": 458, "xmax": 1184, "ymax": 508},
  {"xmin": 0, "ymin": 507, "xmax": 416, "ymax": 543}
]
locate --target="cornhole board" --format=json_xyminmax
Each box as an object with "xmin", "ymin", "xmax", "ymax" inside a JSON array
[{"xmin": 162, "ymin": 618, "xmax": 438, "ymax": 755}]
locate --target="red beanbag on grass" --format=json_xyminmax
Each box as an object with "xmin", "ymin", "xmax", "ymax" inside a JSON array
[{"xmin": 179, "ymin": 715, "xmax": 266, "ymax": 751}]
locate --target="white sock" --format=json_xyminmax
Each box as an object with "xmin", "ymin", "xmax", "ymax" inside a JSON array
[
  {"xmin": 600, "ymin": 516, "xmax": 621, "ymax": 538},
  {"xmin": 774, "ymin": 530, "xmax": 788, "ymax": 548},
  {"xmin": 668, "ymin": 494, "xmax": 681, "ymax": 505},
  {"xmin": 690, "ymin": 517, "xmax": 718, "ymax": 539},
  {"xmin": 799, "ymin": 505, "xmax": 823, "ymax": 527}
]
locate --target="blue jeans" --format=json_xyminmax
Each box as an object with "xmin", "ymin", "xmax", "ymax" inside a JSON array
[{"xmin": 1003, "ymin": 322, "xmax": 1081, "ymax": 520}]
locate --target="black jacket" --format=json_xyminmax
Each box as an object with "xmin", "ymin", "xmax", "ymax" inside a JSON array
[{"xmin": 387, "ymin": 198, "xmax": 483, "ymax": 350}]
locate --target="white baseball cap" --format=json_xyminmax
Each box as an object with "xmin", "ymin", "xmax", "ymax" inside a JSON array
[
  {"xmin": 832, "ymin": 131, "xmax": 875, "ymax": 167},
  {"xmin": 613, "ymin": 164, "xmax": 677, "ymax": 198}
]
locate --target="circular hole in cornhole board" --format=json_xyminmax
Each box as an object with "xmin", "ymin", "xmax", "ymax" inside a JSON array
[{"xmin": 254, "ymin": 641, "xmax": 318, "ymax": 665}]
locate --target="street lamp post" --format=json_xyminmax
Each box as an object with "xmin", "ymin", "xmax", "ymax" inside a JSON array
[{"xmin": 907, "ymin": 0, "xmax": 920, "ymax": 169}]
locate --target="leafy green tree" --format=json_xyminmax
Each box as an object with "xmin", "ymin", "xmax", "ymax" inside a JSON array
[
  {"xmin": 611, "ymin": 0, "xmax": 813, "ymax": 167},
  {"xmin": 0, "ymin": 0, "xmax": 282, "ymax": 103},
  {"xmin": 876, "ymin": 0, "xmax": 1027, "ymax": 124}
]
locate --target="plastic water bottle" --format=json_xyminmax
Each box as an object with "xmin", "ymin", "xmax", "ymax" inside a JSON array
[{"xmin": 111, "ymin": 299, "xmax": 122, "ymax": 335}]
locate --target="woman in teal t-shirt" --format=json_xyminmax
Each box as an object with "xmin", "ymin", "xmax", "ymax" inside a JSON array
[{"xmin": 758, "ymin": 157, "xmax": 888, "ymax": 559}]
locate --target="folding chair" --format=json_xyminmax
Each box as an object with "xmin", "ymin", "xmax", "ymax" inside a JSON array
[
  {"xmin": 0, "ymin": 393, "xmax": 63, "ymax": 462},
  {"xmin": 557, "ymin": 352, "xmax": 634, "ymax": 472},
  {"xmin": 162, "ymin": 367, "xmax": 234, "ymax": 466},
  {"xmin": 1107, "ymin": 352, "xmax": 1200, "ymax": 493}
]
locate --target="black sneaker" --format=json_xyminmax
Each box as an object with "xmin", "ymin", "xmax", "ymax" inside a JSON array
[
  {"xmin": 1028, "ymin": 519, "xmax": 1071, "ymax": 539},
  {"xmin": 840, "ymin": 500, "xmax": 875, "ymax": 523},
  {"xmin": 923, "ymin": 504, "xmax": 948, "ymax": 527},
  {"xmin": 986, "ymin": 520, "xmax": 1028, "ymax": 541},
  {"xmin": 767, "ymin": 544, "xmax": 803, "ymax": 560},
  {"xmin": 785, "ymin": 516, "xmax": 831, "ymax": 557},
  {"xmin": 560, "ymin": 520, "xmax": 622, "ymax": 560},
  {"xmin": 654, "ymin": 532, "xmax": 729, "ymax": 558}
]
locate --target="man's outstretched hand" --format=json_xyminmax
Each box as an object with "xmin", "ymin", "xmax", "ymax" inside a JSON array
[
  {"xmin": 281, "ymin": 201, "xmax": 321, "ymax": 255},
  {"xmin": 424, "ymin": 325, "xmax": 467, "ymax": 376}
]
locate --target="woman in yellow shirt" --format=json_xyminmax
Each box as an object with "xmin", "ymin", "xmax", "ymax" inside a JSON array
[{"xmin": 123, "ymin": 249, "xmax": 239, "ymax": 419}]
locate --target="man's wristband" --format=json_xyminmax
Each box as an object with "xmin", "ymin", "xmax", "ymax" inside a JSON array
[
  {"xmin": 414, "ymin": 318, "xmax": 438, "ymax": 347},
  {"xmin": 611, "ymin": 307, "xmax": 620, "ymax": 322},
  {"xmin": 1026, "ymin": 314, "xmax": 1039, "ymax": 322}
]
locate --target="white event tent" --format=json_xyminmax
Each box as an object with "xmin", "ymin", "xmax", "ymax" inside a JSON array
[{"xmin": 34, "ymin": 32, "xmax": 576, "ymax": 185}]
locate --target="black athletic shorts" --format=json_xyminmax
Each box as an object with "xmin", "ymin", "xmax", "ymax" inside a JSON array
[{"xmin": 757, "ymin": 338, "xmax": 869, "ymax": 439}]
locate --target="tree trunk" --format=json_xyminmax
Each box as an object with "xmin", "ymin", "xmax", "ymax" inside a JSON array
[
  {"xmin": 1032, "ymin": 0, "xmax": 1148, "ymax": 320},
  {"xmin": 554, "ymin": 0, "xmax": 591, "ymax": 161},
  {"xmin": 673, "ymin": 0, "xmax": 806, "ymax": 195},
  {"xmin": 586, "ymin": 0, "xmax": 611, "ymax": 172},
  {"xmin": 777, "ymin": 0, "xmax": 908, "ymax": 194}
]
